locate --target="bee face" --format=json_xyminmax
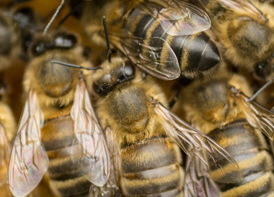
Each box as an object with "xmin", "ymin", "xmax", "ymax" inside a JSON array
[
  {"xmin": 23, "ymin": 31, "xmax": 88, "ymax": 104},
  {"xmin": 92, "ymin": 58, "xmax": 136, "ymax": 96}
]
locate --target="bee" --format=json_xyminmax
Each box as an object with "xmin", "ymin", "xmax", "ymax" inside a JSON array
[
  {"xmin": 67, "ymin": 56, "xmax": 241, "ymax": 196},
  {"xmin": 0, "ymin": 4, "xmax": 41, "ymax": 66},
  {"xmin": 72, "ymin": 0, "xmax": 221, "ymax": 80},
  {"xmin": 0, "ymin": 7, "xmax": 21, "ymax": 71},
  {"xmin": 8, "ymin": 29, "xmax": 110, "ymax": 197},
  {"xmin": 0, "ymin": 80, "xmax": 16, "ymax": 197},
  {"xmin": 180, "ymin": 70, "xmax": 274, "ymax": 196},
  {"xmin": 193, "ymin": 0, "xmax": 274, "ymax": 81}
]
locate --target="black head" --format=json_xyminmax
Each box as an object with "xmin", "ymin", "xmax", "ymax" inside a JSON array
[
  {"xmin": 93, "ymin": 59, "xmax": 135, "ymax": 96},
  {"xmin": 254, "ymin": 52, "xmax": 274, "ymax": 81},
  {"xmin": 30, "ymin": 32, "xmax": 78, "ymax": 57}
]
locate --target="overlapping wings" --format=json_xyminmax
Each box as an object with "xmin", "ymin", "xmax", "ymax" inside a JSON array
[
  {"xmin": 231, "ymin": 87, "xmax": 274, "ymax": 140},
  {"xmin": 8, "ymin": 90, "xmax": 48, "ymax": 197},
  {"xmin": 150, "ymin": 98, "xmax": 242, "ymax": 184},
  {"xmin": 70, "ymin": 79, "xmax": 110, "ymax": 187},
  {"xmin": 110, "ymin": 0, "xmax": 212, "ymax": 80},
  {"xmin": 184, "ymin": 153, "xmax": 221, "ymax": 197},
  {"xmin": 140, "ymin": 0, "xmax": 211, "ymax": 36}
]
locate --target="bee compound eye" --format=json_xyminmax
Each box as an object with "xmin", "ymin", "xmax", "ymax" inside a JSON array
[
  {"xmin": 31, "ymin": 41, "xmax": 46, "ymax": 56},
  {"xmin": 255, "ymin": 60, "xmax": 268, "ymax": 79},
  {"xmin": 124, "ymin": 62, "xmax": 135, "ymax": 77},
  {"xmin": 54, "ymin": 34, "xmax": 77, "ymax": 49}
]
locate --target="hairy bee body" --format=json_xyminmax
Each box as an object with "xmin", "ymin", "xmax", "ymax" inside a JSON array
[
  {"xmin": 41, "ymin": 106, "xmax": 91, "ymax": 197},
  {"xmin": 78, "ymin": 0, "xmax": 220, "ymax": 79},
  {"xmin": 120, "ymin": 137, "xmax": 184, "ymax": 196},
  {"xmin": 90, "ymin": 57, "xmax": 184, "ymax": 196},
  {"xmin": 208, "ymin": 119, "xmax": 274, "ymax": 197},
  {"xmin": 8, "ymin": 30, "xmax": 94, "ymax": 197},
  {"xmin": 180, "ymin": 68, "xmax": 274, "ymax": 196},
  {"xmin": 196, "ymin": 0, "xmax": 274, "ymax": 81},
  {"xmin": 122, "ymin": 5, "xmax": 220, "ymax": 78}
]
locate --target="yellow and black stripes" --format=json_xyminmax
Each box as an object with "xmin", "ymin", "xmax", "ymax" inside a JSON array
[
  {"xmin": 208, "ymin": 119, "xmax": 274, "ymax": 197},
  {"xmin": 41, "ymin": 115, "xmax": 91, "ymax": 197},
  {"xmin": 120, "ymin": 137, "xmax": 184, "ymax": 197},
  {"xmin": 123, "ymin": 4, "xmax": 220, "ymax": 78}
]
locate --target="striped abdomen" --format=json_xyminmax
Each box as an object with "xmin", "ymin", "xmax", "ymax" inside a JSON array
[
  {"xmin": 41, "ymin": 114, "xmax": 91, "ymax": 197},
  {"xmin": 120, "ymin": 137, "xmax": 184, "ymax": 196},
  {"xmin": 208, "ymin": 119, "xmax": 274, "ymax": 197},
  {"xmin": 123, "ymin": 5, "xmax": 220, "ymax": 78}
]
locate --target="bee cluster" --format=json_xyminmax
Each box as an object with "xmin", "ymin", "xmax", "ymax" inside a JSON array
[{"xmin": 0, "ymin": 0, "xmax": 273, "ymax": 197}]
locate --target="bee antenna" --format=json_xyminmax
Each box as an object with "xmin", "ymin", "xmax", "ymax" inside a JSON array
[
  {"xmin": 248, "ymin": 77, "xmax": 273, "ymax": 102},
  {"xmin": 103, "ymin": 16, "xmax": 112, "ymax": 63},
  {"xmin": 51, "ymin": 60, "xmax": 102, "ymax": 70},
  {"xmin": 43, "ymin": 0, "xmax": 65, "ymax": 35},
  {"xmin": 56, "ymin": 2, "xmax": 83, "ymax": 29}
]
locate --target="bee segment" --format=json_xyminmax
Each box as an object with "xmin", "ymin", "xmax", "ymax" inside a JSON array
[
  {"xmin": 108, "ymin": 87, "xmax": 149, "ymax": 133},
  {"xmin": 229, "ymin": 18, "xmax": 273, "ymax": 59},
  {"xmin": 0, "ymin": 17, "xmax": 11, "ymax": 55},
  {"xmin": 208, "ymin": 120, "xmax": 274, "ymax": 196},
  {"xmin": 39, "ymin": 58, "xmax": 75, "ymax": 97},
  {"xmin": 193, "ymin": 79, "xmax": 230, "ymax": 123},
  {"xmin": 180, "ymin": 33, "xmax": 220, "ymax": 74},
  {"xmin": 199, "ymin": 37, "xmax": 220, "ymax": 71},
  {"xmin": 120, "ymin": 137, "xmax": 184, "ymax": 196}
]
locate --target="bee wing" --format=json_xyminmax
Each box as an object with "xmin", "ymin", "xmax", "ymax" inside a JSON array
[
  {"xmin": 0, "ymin": 123, "xmax": 10, "ymax": 171},
  {"xmin": 138, "ymin": 0, "xmax": 211, "ymax": 36},
  {"xmin": 113, "ymin": 34, "xmax": 180, "ymax": 80},
  {"xmin": 199, "ymin": 0, "xmax": 267, "ymax": 22},
  {"xmin": 184, "ymin": 153, "xmax": 221, "ymax": 197},
  {"xmin": 234, "ymin": 90, "xmax": 274, "ymax": 140},
  {"xmin": 89, "ymin": 127, "xmax": 122, "ymax": 197},
  {"xmin": 71, "ymin": 79, "xmax": 110, "ymax": 187},
  {"xmin": 151, "ymin": 98, "xmax": 242, "ymax": 183},
  {"xmin": 8, "ymin": 90, "xmax": 48, "ymax": 197},
  {"xmin": 0, "ymin": 124, "xmax": 11, "ymax": 194}
]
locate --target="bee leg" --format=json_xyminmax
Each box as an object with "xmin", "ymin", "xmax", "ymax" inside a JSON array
[{"xmin": 168, "ymin": 84, "xmax": 181, "ymax": 109}]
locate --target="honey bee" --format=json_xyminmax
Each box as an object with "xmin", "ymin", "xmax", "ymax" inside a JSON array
[
  {"xmin": 8, "ymin": 29, "xmax": 110, "ymax": 197},
  {"xmin": 180, "ymin": 70, "xmax": 274, "ymax": 196},
  {"xmin": 0, "ymin": 7, "xmax": 21, "ymax": 71},
  {"xmin": 0, "ymin": 5, "xmax": 41, "ymax": 66},
  {"xmin": 72, "ymin": 0, "xmax": 221, "ymax": 80},
  {"xmin": 194, "ymin": 0, "xmax": 274, "ymax": 81},
  {"xmin": 65, "ymin": 56, "xmax": 241, "ymax": 196},
  {"xmin": 0, "ymin": 80, "xmax": 16, "ymax": 197}
]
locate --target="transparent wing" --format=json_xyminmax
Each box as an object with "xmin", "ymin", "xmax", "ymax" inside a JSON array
[
  {"xmin": 0, "ymin": 124, "xmax": 12, "ymax": 196},
  {"xmin": 114, "ymin": 34, "xmax": 180, "ymax": 80},
  {"xmin": 151, "ymin": 98, "xmax": 242, "ymax": 183},
  {"xmin": 198, "ymin": 0, "xmax": 267, "ymax": 22},
  {"xmin": 8, "ymin": 90, "xmax": 48, "ymax": 197},
  {"xmin": 231, "ymin": 87, "xmax": 274, "ymax": 140},
  {"xmin": 184, "ymin": 153, "xmax": 221, "ymax": 197},
  {"xmin": 0, "ymin": 123, "xmax": 10, "ymax": 173},
  {"xmin": 89, "ymin": 127, "xmax": 122, "ymax": 197},
  {"xmin": 71, "ymin": 79, "xmax": 110, "ymax": 187},
  {"xmin": 138, "ymin": 0, "xmax": 211, "ymax": 36}
]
